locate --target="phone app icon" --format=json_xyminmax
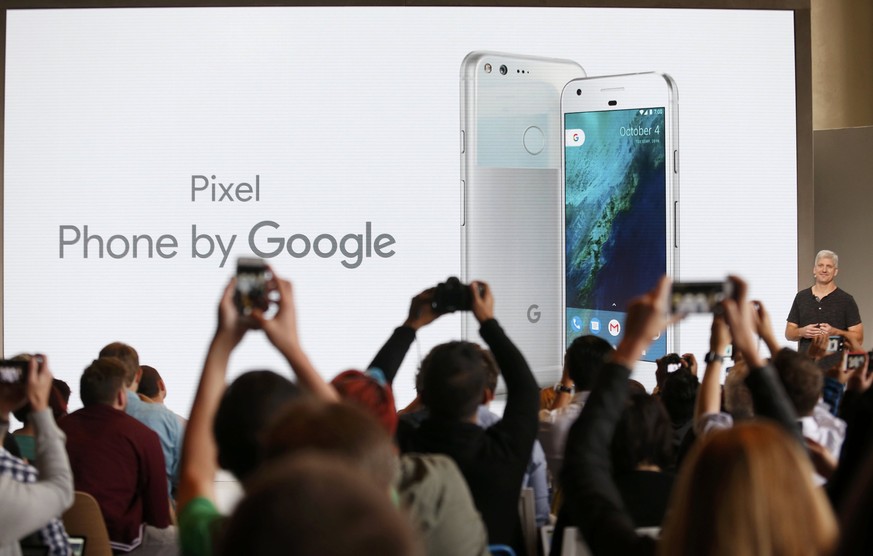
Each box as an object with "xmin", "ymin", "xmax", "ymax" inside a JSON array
[
  {"xmin": 565, "ymin": 129, "xmax": 585, "ymax": 147},
  {"xmin": 571, "ymin": 315, "xmax": 583, "ymax": 331},
  {"xmin": 590, "ymin": 317, "xmax": 601, "ymax": 334},
  {"xmin": 608, "ymin": 319, "xmax": 621, "ymax": 336}
]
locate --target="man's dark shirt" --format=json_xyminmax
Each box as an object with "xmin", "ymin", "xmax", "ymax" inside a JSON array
[
  {"xmin": 59, "ymin": 403, "xmax": 170, "ymax": 552},
  {"xmin": 787, "ymin": 287, "xmax": 861, "ymax": 352}
]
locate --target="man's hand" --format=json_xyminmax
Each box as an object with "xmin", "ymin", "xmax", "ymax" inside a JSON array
[
  {"xmin": 612, "ymin": 276, "xmax": 671, "ymax": 369},
  {"xmin": 27, "ymin": 355, "xmax": 55, "ymax": 413},
  {"xmin": 403, "ymin": 288, "xmax": 440, "ymax": 331},
  {"xmin": 752, "ymin": 300, "xmax": 781, "ymax": 356},
  {"xmin": 470, "ymin": 281, "xmax": 495, "ymax": 324},
  {"xmin": 253, "ymin": 278, "xmax": 301, "ymax": 356},
  {"xmin": 682, "ymin": 353, "xmax": 698, "ymax": 376},
  {"xmin": 721, "ymin": 276, "xmax": 766, "ymax": 369},
  {"xmin": 654, "ymin": 356, "xmax": 668, "ymax": 390},
  {"xmin": 800, "ymin": 323, "xmax": 825, "ymax": 339},
  {"xmin": 807, "ymin": 333, "xmax": 829, "ymax": 360},
  {"xmin": 214, "ymin": 278, "xmax": 250, "ymax": 350}
]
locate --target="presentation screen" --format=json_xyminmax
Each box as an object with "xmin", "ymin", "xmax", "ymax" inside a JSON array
[{"xmin": 4, "ymin": 6, "xmax": 797, "ymax": 417}]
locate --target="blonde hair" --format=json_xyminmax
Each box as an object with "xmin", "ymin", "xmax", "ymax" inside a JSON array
[{"xmin": 659, "ymin": 421, "xmax": 837, "ymax": 556}]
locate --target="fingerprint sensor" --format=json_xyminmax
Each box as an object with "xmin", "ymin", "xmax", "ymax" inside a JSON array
[{"xmin": 523, "ymin": 126, "xmax": 545, "ymax": 155}]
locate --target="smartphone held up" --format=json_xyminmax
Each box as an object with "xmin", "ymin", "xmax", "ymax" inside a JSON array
[{"xmin": 234, "ymin": 257, "xmax": 276, "ymax": 316}]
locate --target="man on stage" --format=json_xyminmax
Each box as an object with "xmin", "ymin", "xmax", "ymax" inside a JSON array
[{"xmin": 785, "ymin": 249, "xmax": 863, "ymax": 352}]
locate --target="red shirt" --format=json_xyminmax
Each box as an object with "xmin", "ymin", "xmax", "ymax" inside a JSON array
[{"xmin": 59, "ymin": 403, "xmax": 170, "ymax": 551}]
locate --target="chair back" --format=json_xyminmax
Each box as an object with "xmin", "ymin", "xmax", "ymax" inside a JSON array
[{"xmin": 61, "ymin": 491, "xmax": 113, "ymax": 556}]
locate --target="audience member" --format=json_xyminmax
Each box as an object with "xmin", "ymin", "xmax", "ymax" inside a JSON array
[
  {"xmin": 217, "ymin": 455, "xmax": 422, "ymax": 556},
  {"xmin": 176, "ymin": 274, "xmax": 327, "ymax": 556},
  {"xmin": 610, "ymin": 392, "xmax": 675, "ymax": 528},
  {"xmin": 773, "ymin": 347, "xmax": 846, "ymax": 482},
  {"xmin": 826, "ymin": 353, "xmax": 873, "ymax": 513},
  {"xmin": 375, "ymin": 283, "xmax": 538, "ymax": 555},
  {"xmin": 395, "ymin": 345, "xmax": 551, "ymax": 527},
  {"xmin": 12, "ymin": 359, "xmax": 68, "ymax": 463},
  {"xmin": 60, "ymin": 357, "xmax": 176, "ymax": 555},
  {"xmin": 786, "ymin": 249, "xmax": 863, "ymax": 352},
  {"xmin": 263, "ymin": 397, "xmax": 490, "ymax": 556},
  {"xmin": 99, "ymin": 342, "xmax": 184, "ymax": 496},
  {"xmin": 538, "ymin": 335, "xmax": 613, "ymax": 476},
  {"xmin": 659, "ymin": 365, "xmax": 699, "ymax": 459},
  {"xmin": 0, "ymin": 355, "xmax": 73, "ymax": 556},
  {"xmin": 553, "ymin": 276, "xmax": 837, "ymax": 556},
  {"xmin": 138, "ymin": 365, "xmax": 187, "ymax": 426}
]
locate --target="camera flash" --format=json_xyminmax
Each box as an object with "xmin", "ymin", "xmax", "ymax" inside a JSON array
[{"xmin": 484, "ymin": 63, "xmax": 492, "ymax": 74}]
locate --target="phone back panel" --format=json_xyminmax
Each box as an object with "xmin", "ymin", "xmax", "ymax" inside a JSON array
[{"xmin": 460, "ymin": 51, "xmax": 584, "ymax": 384}]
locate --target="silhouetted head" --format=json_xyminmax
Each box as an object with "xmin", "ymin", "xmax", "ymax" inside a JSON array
[
  {"xmin": 214, "ymin": 370, "xmax": 302, "ymax": 481},
  {"xmin": 417, "ymin": 341, "xmax": 489, "ymax": 420},
  {"xmin": 564, "ymin": 335, "xmax": 613, "ymax": 392}
]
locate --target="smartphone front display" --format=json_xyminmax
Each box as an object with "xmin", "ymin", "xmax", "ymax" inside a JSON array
[{"xmin": 564, "ymin": 106, "xmax": 668, "ymax": 359}]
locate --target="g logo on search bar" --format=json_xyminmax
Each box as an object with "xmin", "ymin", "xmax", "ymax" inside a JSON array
[{"xmin": 565, "ymin": 129, "xmax": 585, "ymax": 147}]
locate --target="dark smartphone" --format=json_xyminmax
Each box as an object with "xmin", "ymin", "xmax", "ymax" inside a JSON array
[
  {"xmin": 234, "ymin": 257, "xmax": 272, "ymax": 316},
  {"xmin": 670, "ymin": 281, "xmax": 733, "ymax": 314},
  {"xmin": 867, "ymin": 351, "xmax": 873, "ymax": 376},
  {"xmin": 826, "ymin": 335, "xmax": 844, "ymax": 354}
]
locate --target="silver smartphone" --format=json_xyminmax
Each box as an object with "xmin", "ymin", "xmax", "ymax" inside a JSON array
[
  {"xmin": 562, "ymin": 72, "xmax": 679, "ymax": 361},
  {"xmin": 460, "ymin": 51, "xmax": 585, "ymax": 383}
]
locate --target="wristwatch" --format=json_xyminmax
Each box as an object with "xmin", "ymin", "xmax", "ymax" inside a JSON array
[
  {"xmin": 704, "ymin": 352, "xmax": 725, "ymax": 364},
  {"xmin": 553, "ymin": 383, "xmax": 574, "ymax": 394}
]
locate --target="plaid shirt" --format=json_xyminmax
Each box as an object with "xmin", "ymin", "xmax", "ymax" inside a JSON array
[{"xmin": 0, "ymin": 446, "xmax": 71, "ymax": 556}]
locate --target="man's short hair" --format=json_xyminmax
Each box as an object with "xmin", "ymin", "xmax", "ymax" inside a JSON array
[
  {"xmin": 773, "ymin": 348, "xmax": 822, "ymax": 417},
  {"xmin": 137, "ymin": 365, "xmax": 162, "ymax": 398},
  {"xmin": 213, "ymin": 370, "xmax": 302, "ymax": 481},
  {"xmin": 263, "ymin": 399, "xmax": 398, "ymax": 491},
  {"xmin": 815, "ymin": 249, "xmax": 839, "ymax": 268},
  {"xmin": 218, "ymin": 455, "xmax": 420, "ymax": 556},
  {"xmin": 660, "ymin": 367, "xmax": 700, "ymax": 424},
  {"xmin": 416, "ymin": 341, "xmax": 488, "ymax": 420},
  {"xmin": 98, "ymin": 342, "xmax": 140, "ymax": 387},
  {"xmin": 80, "ymin": 358, "xmax": 127, "ymax": 407},
  {"xmin": 565, "ymin": 335, "xmax": 614, "ymax": 391}
]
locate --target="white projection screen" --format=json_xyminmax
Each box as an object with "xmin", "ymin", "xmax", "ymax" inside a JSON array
[{"xmin": 2, "ymin": 1, "xmax": 811, "ymax": 420}]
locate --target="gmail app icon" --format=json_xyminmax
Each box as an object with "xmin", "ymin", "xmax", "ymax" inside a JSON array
[{"xmin": 608, "ymin": 319, "xmax": 621, "ymax": 337}]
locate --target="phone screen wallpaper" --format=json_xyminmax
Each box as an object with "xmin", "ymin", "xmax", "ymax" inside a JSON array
[{"xmin": 565, "ymin": 108, "xmax": 667, "ymax": 358}]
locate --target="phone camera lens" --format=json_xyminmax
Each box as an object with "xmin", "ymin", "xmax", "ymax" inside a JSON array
[
  {"xmin": 576, "ymin": 89, "xmax": 582, "ymax": 96},
  {"xmin": 499, "ymin": 65, "xmax": 507, "ymax": 75}
]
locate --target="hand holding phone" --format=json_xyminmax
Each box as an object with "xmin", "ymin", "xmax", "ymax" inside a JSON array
[
  {"xmin": 27, "ymin": 355, "xmax": 55, "ymax": 413},
  {"xmin": 846, "ymin": 351, "xmax": 867, "ymax": 372},
  {"xmin": 845, "ymin": 351, "xmax": 873, "ymax": 393}
]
